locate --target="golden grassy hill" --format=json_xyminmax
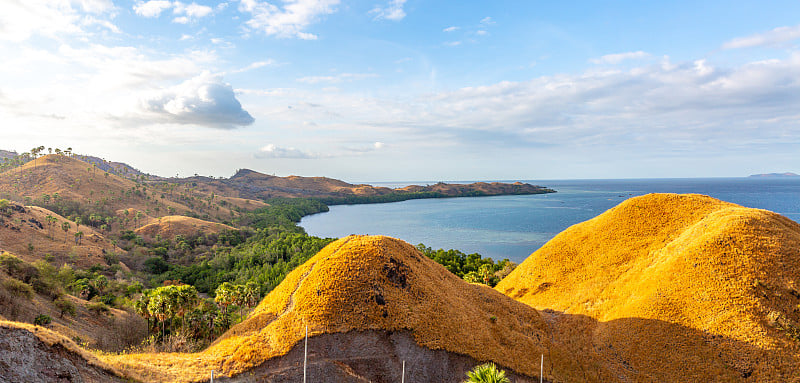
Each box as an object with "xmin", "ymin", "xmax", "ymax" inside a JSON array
[
  {"xmin": 103, "ymin": 235, "xmax": 602, "ymax": 382},
  {"xmin": 0, "ymin": 154, "xmax": 196, "ymax": 218},
  {"xmin": 497, "ymin": 193, "xmax": 800, "ymax": 381},
  {"xmin": 134, "ymin": 215, "xmax": 235, "ymax": 239},
  {"xmin": 0, "ymin": 202, "xmax": 122, "ymax": 268}
]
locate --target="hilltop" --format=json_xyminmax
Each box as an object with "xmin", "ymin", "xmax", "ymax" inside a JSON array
[
  {"xmin": 103, "ymin": 235, "xmax": 564, "ymax": 382},
  {"xmin": 1, "ymin": 196, "xmax": 800, "ymax": 381},
  {"xmin": 175, "ymin": 168, "xmax": 555, "ymax": 202},
  {"xmin": 497, "ymin": 193, "xmax": 800, "ymax": 381}
]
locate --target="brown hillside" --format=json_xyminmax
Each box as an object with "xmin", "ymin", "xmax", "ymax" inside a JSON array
[
  {"xmin": 104, "ymin": 235, "xmax": 592, "ymax": 382},
  {"xmin": 0, "ymin": 202, "xmax": 123, "ymax": 268},
  {"xmin": 134, "ymin": 215, "xmax": 235, "ymax": 239},
  {"xmin": 0, "ymin": 320, "xmax": 128, "ymax": 382},
  {"xmin": 0, "ymin": 154, "xmax": 196, "ymax": 218},
  {"xmin": 497, "ymin": 193, "xmax": 800, "ymax": 381}
]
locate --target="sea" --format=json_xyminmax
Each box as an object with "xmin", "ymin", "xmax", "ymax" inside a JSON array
[{"xmin": 299, "ymin": 178, "xmax": 800, "ymax": 264}]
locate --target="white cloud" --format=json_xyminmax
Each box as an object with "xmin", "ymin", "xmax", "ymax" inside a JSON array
[
  {"xmin": 0, "ymin": 0, "xmax": 116, "ymax": 42},
  {"xmin": 133, "ymin": 0, "xmax": 172, "ymax": 17},
  {"xmin": 443, "ymin": 26, "xmax": 458, "ymax": 32},
  {"xmin": 296, "ymin": 72, "xmax": 378, "ymax": 84},
  {"xmin": 238, "ymin": 0, "xmax": 340, "ymax": 40},
  {"xmin": 370, "ymin": 0, "xmax": 407, "ymax": 21},
  {"xmin": 373, "ymin": 141, "xmax": 385, "ymax": 149},
  {"xmin": 590, "ymin": 51, "xmax": 651, "ymax": 65},
  {"xmin": 476, "ymin": 30, "xmax": 487, "ymax": 36},
  {"xmin": 444, "ymin": 41, "xmax": 462, "ymax": 47},
  {"xmin": 174, "ymin": 2, "xmax": 213, "ymax": 18},
  {"xmin": 722, "ymin": 24, "xmax": 800, "ymax": 49},
  {"xmin": 140, "ymin": 72, "xmax": 255, "ymax": 128},
  {"xmin": 256, "ymin": 144, "xmax": 316, "ymax": 158},
  {"xmin": 231, "ymin": 60, "xmax": 275, "ymax": 73},
  {"xmin": 480, "ymin": 17, "xmax": 494, "ymax": 25},
  {"xmin": 133, "ymin": 1, "xmax": 214, "ymax": 23}
]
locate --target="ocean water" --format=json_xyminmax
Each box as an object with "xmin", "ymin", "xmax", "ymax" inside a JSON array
[{"xmin": 300, "ymin": 178, "xmax": 800, "ymax": 263}]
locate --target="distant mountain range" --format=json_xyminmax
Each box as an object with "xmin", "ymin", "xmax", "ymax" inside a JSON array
[{"xmin": 748, "ymin": 172, "xmax": 800, "ymax": 178}]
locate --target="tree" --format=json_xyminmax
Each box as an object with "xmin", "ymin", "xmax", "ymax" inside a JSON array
[
  {"xmin": 54, "ymin": 297, "xmax": 76, "ymax": 318},
  {"xmin": 61, "ymin": 221, "xmax": 71, "ymax": 243},
  {"xmin": 463, "ymin": 363, "xmax": 510, "ymax": 383},
  {"xmin": 74, "ymin": 231, "xmax": 83, "ymax": 245}
]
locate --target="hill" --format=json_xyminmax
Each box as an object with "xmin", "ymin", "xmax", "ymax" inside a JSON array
[
  {"xmin": 134, "ymin": 215, "xmax": 235, "ymax": 239},
  {"xmin": 103, "ymin": 235, "xmax": 578, "ymax": 382},
  {"xmin": 173, "ymin": 168, "xmax": 554, "ymax": 202},
  {"xmin": 497, "ymin": 193, "xmax": 800, "ymax": 381},
  {"xmin": 0, "ymin": 200, "xmax": 122, "ymax": 268},
  {"xmin": 0, "ymin": 320, "xmax": 128, "ymax": 382}
]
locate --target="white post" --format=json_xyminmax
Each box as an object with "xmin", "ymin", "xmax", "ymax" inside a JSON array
[
  {"xmin": 303, "ymin": 325, "xmax": 308, "ymax": 383},
  {"xmin": 210, "ymin": 370, "xmax": 214, "ymax": 383},
  {"xmin": 401, "ymin": 360, "xmax": 405, "ymax": 383},
  {"xmin": 540, "ymin": 354, "xmax": 543, "ymax": 383}
]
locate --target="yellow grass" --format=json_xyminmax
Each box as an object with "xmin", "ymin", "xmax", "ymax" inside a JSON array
[
  {"xmin": 134, "ymin": 215, "xmax": 235, "ymax": 238},
  {"xmin": 497, "ymin": 193, "xmax": 800, "ymax": 380},
  {"xmin": 103, "ymin": 235, "xmax": 569, "ymax": 382}
]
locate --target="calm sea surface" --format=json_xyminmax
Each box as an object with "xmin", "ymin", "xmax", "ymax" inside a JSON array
[{"xmin": 300, "ymin": 178, "xmax": 800, "ymax": 263}]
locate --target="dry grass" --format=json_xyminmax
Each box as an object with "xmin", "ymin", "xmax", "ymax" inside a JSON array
[
  {"xmin": 0, "ymin": 319, "xmax": 126, "ymax": 377},
  {"xmin": 0, "ymin": 203, "xmax": 121, "ymax": 268},
  {"xmin": 134, "ymin": 215, "xmax": 235, "ymax": 239},
  {"xmin": 103, "ymin": 235, "xmax": 565, "ymax": 382},
  {"xmin": 497, "ymin": 193, "xmax": 800, "ymax": 381}
]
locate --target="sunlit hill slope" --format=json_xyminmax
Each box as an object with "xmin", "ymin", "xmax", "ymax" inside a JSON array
[
  {"xmin": 104, "ymin": 235, "xmax": 572, "ymax": 382},
  {"xmin": 497, "ymin": 193, "xmax": 800, "ymax": 381}
]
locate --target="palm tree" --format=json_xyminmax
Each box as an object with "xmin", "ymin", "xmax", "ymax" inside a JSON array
[
  {"xmin": 463, "ymin": 363, "xmax": 510, "ymax": 383},
  {"xmin": 61, "ymin": 221, "xmax": 71, "ymax": 243},
  {"xmin": 74, "ymin": 231, "xmax": 83, "ymax": 245}
]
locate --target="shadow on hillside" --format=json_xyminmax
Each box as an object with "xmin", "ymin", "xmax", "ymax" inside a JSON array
[{"xmin": 541, "ymin": 309, "xmax": 799, "ymax": 382}]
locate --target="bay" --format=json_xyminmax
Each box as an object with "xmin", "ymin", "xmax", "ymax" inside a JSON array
[{"xmin": 300, "ymin": 178, "xmax": 800, "ymax": 264}]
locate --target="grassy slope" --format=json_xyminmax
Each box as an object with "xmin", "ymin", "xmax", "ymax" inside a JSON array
[
  {"xmin": 497, "ymin": 193, "xmax": 800, "ymax": 381},
  {"xmin": 103, "ymin": 235, "xmax": 575, "ymax": 382}
]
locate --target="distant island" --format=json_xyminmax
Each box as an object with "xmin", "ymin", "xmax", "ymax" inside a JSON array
[{"xmin": 748, "ymin": 172, "xmax": 800, "ymax": 178}]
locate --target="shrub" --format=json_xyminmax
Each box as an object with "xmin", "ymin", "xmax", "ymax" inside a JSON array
[
  {"xmin": 54, "ymin": 297, "xmax": 77, "ymax": 318},
  {"xmin": 86, "ymin": 301, "xmax": 110, "ymax": 315},
  {"xmin": 100, "ymin": 293, "xmax": 117, "ymax": 307},
  {"xmin": 463, "ymin": 363, "xmax": 510, "ymax": 383},
  {"xmin": 33, "ymin": 314, "xmax": 52, "ymax": 326},
  {"xmin": 1, "ymin": 278, "xmax": 34, "ymax": 300}
]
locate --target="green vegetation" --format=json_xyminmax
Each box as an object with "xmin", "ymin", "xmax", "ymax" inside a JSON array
[
  {"xmin": 463, "ymin": 363, "xmax": 511, "ymax": 383},
  {"xmin": 34, "ymin": 314, "xmax": 52, "ymax": 326},
  {"xmin": 416, "ymin": 244, "xmax": 516, "ymax": 287}
]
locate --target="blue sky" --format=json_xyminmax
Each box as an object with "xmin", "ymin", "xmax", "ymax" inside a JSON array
[{"xmin": 1, "ymin": 1, "xmax": 799, "ymax": 181}]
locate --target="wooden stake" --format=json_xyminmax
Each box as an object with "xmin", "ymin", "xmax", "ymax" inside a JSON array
[
  {"xmin": 303, "ymin": 325, "xmax": 308, "ymax": 383},
  {"xmin": 540, "ymin": 354, "xmax": 543, "ymax": 383}
]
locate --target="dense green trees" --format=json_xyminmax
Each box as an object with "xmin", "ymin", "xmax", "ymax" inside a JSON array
[{"xmin": 415, "ymin": 244, "xmax": 516, "ymax": 287}]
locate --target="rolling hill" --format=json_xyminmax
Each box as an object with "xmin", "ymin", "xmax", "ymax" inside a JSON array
[
  {"xmin": 101, "ymin": 235, "xmax": 577, "ymax": 382},
  {"xmin": 497, "ymin": 193, "xmax": 800, "ymax": 381}
]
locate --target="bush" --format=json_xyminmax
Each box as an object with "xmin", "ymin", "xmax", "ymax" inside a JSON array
[
  {"xmin": 33, "ymin": 314, "xmax": 52, "ymax": 326},
  {"xmin": 86, "ymin": 301, "xmax": 110, "ymax": 315},
  {"xmin": 54, "ymin": 297, "xmax": 77, "ymax": 318},
  {"xmin": 1, "ymin": 278, "xmax": 34, "ymax": 300},
  {"xmin": 31, "ymin": 278, "xmax": 62, "ymax": 300},
  {"xmin": 100, "ymin": 293, "xmax": 117, "ymax": 307}
]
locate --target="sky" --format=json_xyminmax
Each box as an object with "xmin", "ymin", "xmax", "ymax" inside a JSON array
[{"xmin": 1, "ymin": 0, "xmax": 799, "ymax": 182}]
